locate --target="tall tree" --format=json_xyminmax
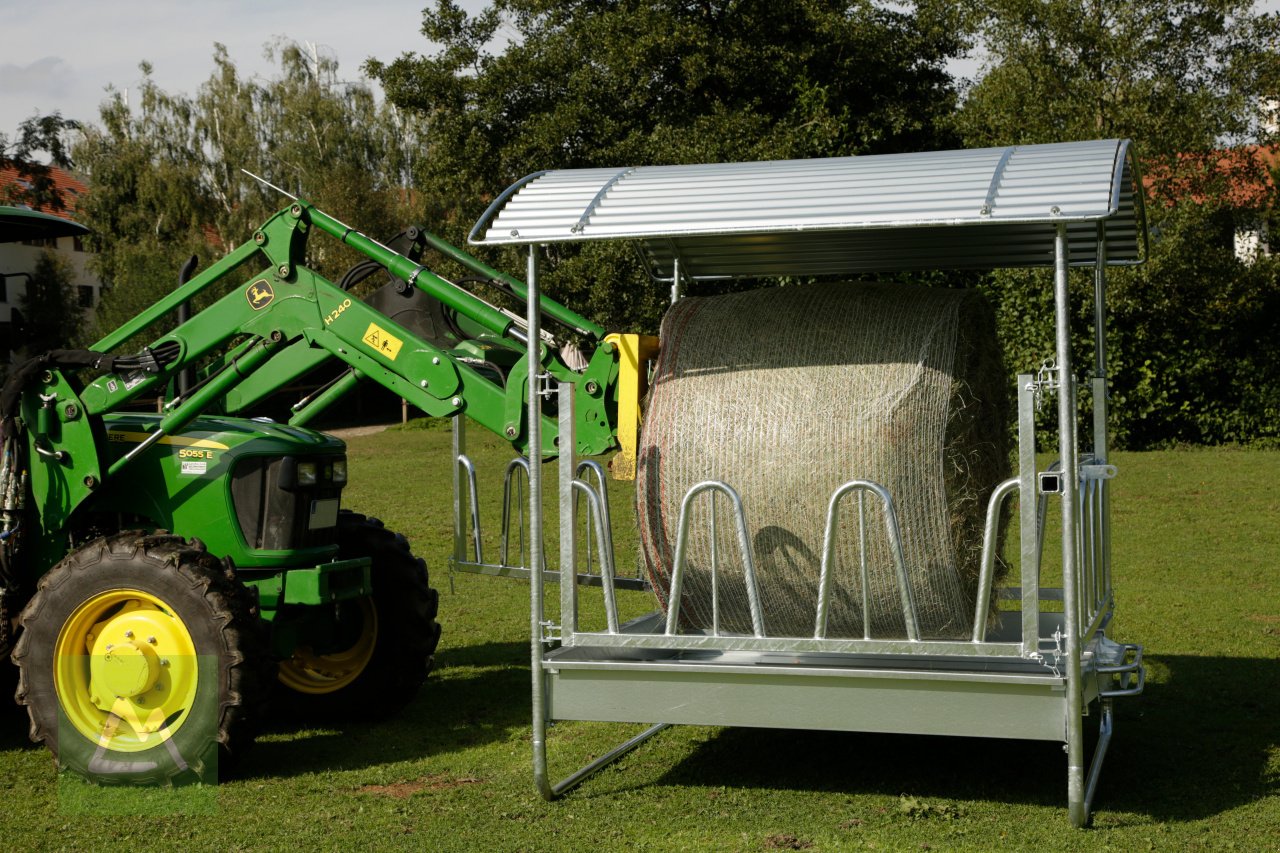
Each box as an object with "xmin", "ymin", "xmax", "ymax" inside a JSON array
[
  {"xmin": 947, "ymin": 0, "xmax": 1280, "ymax": 158},
  {"xmin": 74, "ymin": 44, "xmax": 420, "ymax": 344},
  {"xmin": 940, "ymin": 0, "xmax": 1280, "ymax": 447},
  {"xmin": 368, "ymin": 0, "xmax": 966, "ymax": 332}
]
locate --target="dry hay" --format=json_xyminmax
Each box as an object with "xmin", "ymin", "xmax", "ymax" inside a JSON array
[{"xmin": 636, "ymin": 281, "xmax": 1009, "ymax": 639}]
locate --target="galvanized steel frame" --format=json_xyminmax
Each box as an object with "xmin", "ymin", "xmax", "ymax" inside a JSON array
[{"xmin": 462, "ymin": 142, "xmax": 1147, "ymax": 825}]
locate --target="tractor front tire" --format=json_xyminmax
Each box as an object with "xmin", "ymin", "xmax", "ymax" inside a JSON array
[
  {"xmin": 275, "ymin": 512, "xmax": 440, "ymax": 719},
  {"xmin": 13, "ymin": 533, "xmax": 268, "ymax": 785}
]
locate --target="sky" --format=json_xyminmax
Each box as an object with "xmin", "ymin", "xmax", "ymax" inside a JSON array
[
  {"xmin": 2, "ymin": 1, "xmax": 1279, "ymax": 146},
  {"xmin": 0, "ymin": 0, "xmax": 496, "ymax": 136}
]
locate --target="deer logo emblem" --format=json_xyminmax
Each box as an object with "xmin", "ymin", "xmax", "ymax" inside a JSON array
[{"xmin": 246, "ymin": 280, "xmax": 275, "ymax": 310}]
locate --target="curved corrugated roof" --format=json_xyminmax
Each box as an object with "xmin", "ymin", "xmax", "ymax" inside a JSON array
[{"xmin": 469, "ymin": 139, "xmax": 1146, "ymax": 279}]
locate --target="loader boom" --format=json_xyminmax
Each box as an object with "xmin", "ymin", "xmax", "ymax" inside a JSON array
[{"xmin": 21, "ymin": 200, "xmax": 625, "ymax": 563}]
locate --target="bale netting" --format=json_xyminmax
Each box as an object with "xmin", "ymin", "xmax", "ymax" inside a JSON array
[{"xmin": 636, "ymin": 281, "xmax": 1010, "ymax": 640}]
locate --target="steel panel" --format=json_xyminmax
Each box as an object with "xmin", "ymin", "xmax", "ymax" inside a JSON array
[
  {"xmin": 544, "ymin": 658, "xmax": 1068, "ymax": 741},
  {"xmin": 470, "ymin": 140, "xmax": 1146, "ymax": 277}
]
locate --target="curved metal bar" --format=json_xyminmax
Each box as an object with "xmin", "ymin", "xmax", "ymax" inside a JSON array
[
  {"xmin": 575, "ymin": 460, "xmax": 613, "ymax": 545},
  {"xmin": 572, "ymin": 167, "xmax": 634, "ymax": 234},
  {"xmin": 813, "ymin": 480, "xmax": 919, "ymax": 641},
  {"xmin": 971, "ymin": 477, "xmax": 1020, "ymax": 642},
  {"xmin": 664, "ymin": 481, "xmax": 765, "ymax": 638},
  {"xmin": 574, "ymin": 460, "xmax": 612, "ymax": 578},
  {"xmin": 571, "ymin": 479, "xmax": 619, "ymax": 633},
  {"xmin": 981, "ymin": 145, "xmax": 1018, "ymax": 215},
  {"xmin": 467, "ymin": 170, "xmax": 550, "ymax": 244},
  {"xmin": 455, "ymin": 453, "xmax": 483, "ymax": 563},
  {"xmin": 502, "ymin": 456, "xmax": 534, "ymax": 568}
]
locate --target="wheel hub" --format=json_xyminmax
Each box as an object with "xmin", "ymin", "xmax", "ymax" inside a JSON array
[
  {"xmin": 55, "ymin": 590, "xmax": 199, "ymax": 750},
  {"xmin": 96, "ymin": 642, "xmax": 160, "ymax": 699}
]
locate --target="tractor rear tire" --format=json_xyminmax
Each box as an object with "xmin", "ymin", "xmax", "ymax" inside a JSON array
[
  {"xmin": 275, "ymin": 512, "xmax": 440, "ymax": 720},
  {"xmin": 13, "ymin": 533, "xmax": 268, "ymax": 785}
]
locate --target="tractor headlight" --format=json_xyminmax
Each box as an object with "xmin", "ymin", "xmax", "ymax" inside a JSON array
[
  {"xmin": 295, "ymin": 461, "xmax": 318, "ymax": 487},
  {"xmin": 331, "ymin": 458, "xmax": 347, "ymax": 485}
]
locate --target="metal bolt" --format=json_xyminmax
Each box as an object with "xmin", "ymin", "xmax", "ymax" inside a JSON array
[
  {"xmin": 431, "ymin": 357, "xmax": 440, "ymax": 365},
  {"xmin": 510, "ymin": 229, "xmax": 519, "ymax": 238},
  {"xmin": 504, "ymin": 426, "xmax": 517, "ymax": 438},
  {"xmin": 63, "ymin": 403, "xmax": 79, "ymax": 419},
  {"xmin": 160, "ymin": 659, "xmax": 169, "ymax": 667},
  {"xmin": 585, "ymin": 381, "xmax": 599, "ymax": 395},
  {"xmin": 277, "ymin": 264, "xmax": 290, "ymax": 278},
  {"xmin": 254, "ymin": 231, "xmax": 266, "ymax": 245},
  {"xmin": 980, "ymin": 205, "xmax": 991, "ymax": 216},
  {"xmin": 290, "ymin": 204, "xmax": 303, "ymax": 218},
  {"xmin": 1050, "ymin": 205, "xmax": 1061, "ymax": 215},
  {"xmin": 83, "ymin": 475, "xmax": 98, "ymax": 490},
  {"xmin": 124, "ymin": 630, "xmax": 134, "ymax": 639},
  {"xmin": 451, "ymin": 396, "xmax": 462, "ymax": 406},
  {"xmin": 104, "ymin": 644, "xmax": 114, "ymax": 652},
  {"xmin": 147, "ymin": 636, "xmax": 157, "ymax": 645},
  {"xmin": 419, "ymin": 380, "xmax": 429, "ymax": 389}
]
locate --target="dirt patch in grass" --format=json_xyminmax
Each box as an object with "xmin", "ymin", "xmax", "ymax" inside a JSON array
[{"xmin": 358, "ymin": 774, "xmax": 481, "ymax": 799}]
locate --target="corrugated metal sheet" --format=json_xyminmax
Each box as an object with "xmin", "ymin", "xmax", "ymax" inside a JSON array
[{"xmin": 469, "ymin": 140, "xmax": 1146, "ymax": 278}]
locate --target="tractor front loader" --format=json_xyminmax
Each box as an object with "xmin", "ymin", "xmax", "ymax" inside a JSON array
[{"xmin": 0, "ymin": 198, "xmax": 634, "ymax": 783}]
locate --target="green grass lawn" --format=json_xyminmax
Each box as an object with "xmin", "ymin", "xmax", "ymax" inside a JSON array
[{"xmin": 1, "ymin": 425, "xmax": 1276, "ymax": 851}]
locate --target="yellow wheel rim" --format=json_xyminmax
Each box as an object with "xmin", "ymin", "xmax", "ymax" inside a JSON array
[
  {"xmin": 54, "ymin": 589, "xmax": 199, "ymax": 753},
  {"xmin": 277, "ymin": 598, "xmax": 377, "ymax": 695}
]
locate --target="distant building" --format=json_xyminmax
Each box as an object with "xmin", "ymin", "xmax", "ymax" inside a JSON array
[
  {"xmin": 1144, "ymin": 145, "xmax": 1277, "ymax": 264},
  {"xmin": 0, "ymin": 164, "xmax": 102, "ymax": 353}
]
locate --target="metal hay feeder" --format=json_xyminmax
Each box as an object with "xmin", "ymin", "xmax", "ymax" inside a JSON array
[{"xmin": 462, "ymin": 138, "xmax": 1147, "ymax": 827}]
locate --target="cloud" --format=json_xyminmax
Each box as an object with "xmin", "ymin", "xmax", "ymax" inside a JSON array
[{"xmin": 0, "ymin": 57, "xmax": 76, "ymax": 99}]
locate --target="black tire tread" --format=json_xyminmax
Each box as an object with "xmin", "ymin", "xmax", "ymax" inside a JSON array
[
  {"xmin": 13, "ymin": 532, "xmax": 270, "ymax": 785},
  {"xmin": 276, "ymin": 511, "xmax": 440, "ymax": 720}
]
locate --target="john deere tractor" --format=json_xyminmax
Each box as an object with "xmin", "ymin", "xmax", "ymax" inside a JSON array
[{"xmin": 0, "ymin": 198, "xmax": 624, "ymax": 783}]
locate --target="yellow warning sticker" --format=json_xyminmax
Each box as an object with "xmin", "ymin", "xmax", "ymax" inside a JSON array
[{"xmin": 362, "ymin": 322, "xmax": 403, "ymax": 360}]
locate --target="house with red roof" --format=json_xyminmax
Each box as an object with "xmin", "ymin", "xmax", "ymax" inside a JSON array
[
  {"xmin": 0, "ymin": 163, "xmax": 102, "ymax": 355},
  {"xmin": 1143, "ymin": 144, "xmax": 1277, "ymax": 263}
]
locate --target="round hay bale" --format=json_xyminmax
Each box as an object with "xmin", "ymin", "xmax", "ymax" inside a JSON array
[{"xmin": 636, "ymin": 281, "xmax": 1009, "ymax": 640}]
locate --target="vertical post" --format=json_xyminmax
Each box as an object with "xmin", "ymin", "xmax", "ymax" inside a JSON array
[
  {"xmin": 671, "ymin": 256, "xmax": 682, "ymax": 305},
  {"xmin": 1055, "ymin": 223, "xmax": 1086, "ymax": 827},
  {"xmin": 1017, "ymin": 375, "xmax": 1040, "ymax": 656},
  {"xmin": 1093, "ymin": 222, "xmax": 1109, "ymax": 462},
  {"xmin": 527, "ymin": 244, "xmax": 553, "ymax": 800},
  {"xmin": 1093, "ymin": 223, "xmax": 1114, "ymax": 610},
  {"xmin": 559, "ymin": 382, "xmax": 577, "ymax": 643}
]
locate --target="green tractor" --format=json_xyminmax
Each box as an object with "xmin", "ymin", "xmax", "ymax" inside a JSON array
[{"xmin": 0, "ymin": 198, "xmax": 627, "ymax": 783}]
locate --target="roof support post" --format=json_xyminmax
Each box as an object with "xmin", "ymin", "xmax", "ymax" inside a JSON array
[
  {"xmin": 1092, "ymin": 222, "xmax": 1109, "ymax": 463},
  {"xmin": 1055, "ymin": 223, "xmax": 1086, "ymax": 827},
  {"xmin": 527, "ymin": 243, "xmax": 553, "ymax": 801}
]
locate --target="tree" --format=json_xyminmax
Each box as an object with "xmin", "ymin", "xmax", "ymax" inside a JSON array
[
  {"xmin": 368, "ymin": 0, "xmax": 966, "ymax": 332},
  {"xmin": 0, "ymin": 113, "xmax": 80, "ymax": 212},
  {"xmin": 946, "ymin": 0, "xmax": 1280, "ymax": 159},
  {"xmin": 17, "ymin": 250, "xmax": 83, "ymax": 354},
  {"xmin": 936, "ymin": 0, "xmax": 1280, "ymax": 447},
  {"xmin": 74, "ymin": 44, "xmax": 420, "ymax": 345}
]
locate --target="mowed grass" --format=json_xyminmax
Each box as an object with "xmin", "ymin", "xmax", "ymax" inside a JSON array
[{"xmin": 0, "ymin": 424, "xmax": 1276, "ymax": 851}]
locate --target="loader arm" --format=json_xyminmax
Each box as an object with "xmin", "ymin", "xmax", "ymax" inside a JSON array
[
  {"xmin": 22, "ymin": 201, "xmax": 624, "ymax": 551},
  {"xmin": 81, "ymin": 200, "xmax": 618, "ymax": 456}
]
